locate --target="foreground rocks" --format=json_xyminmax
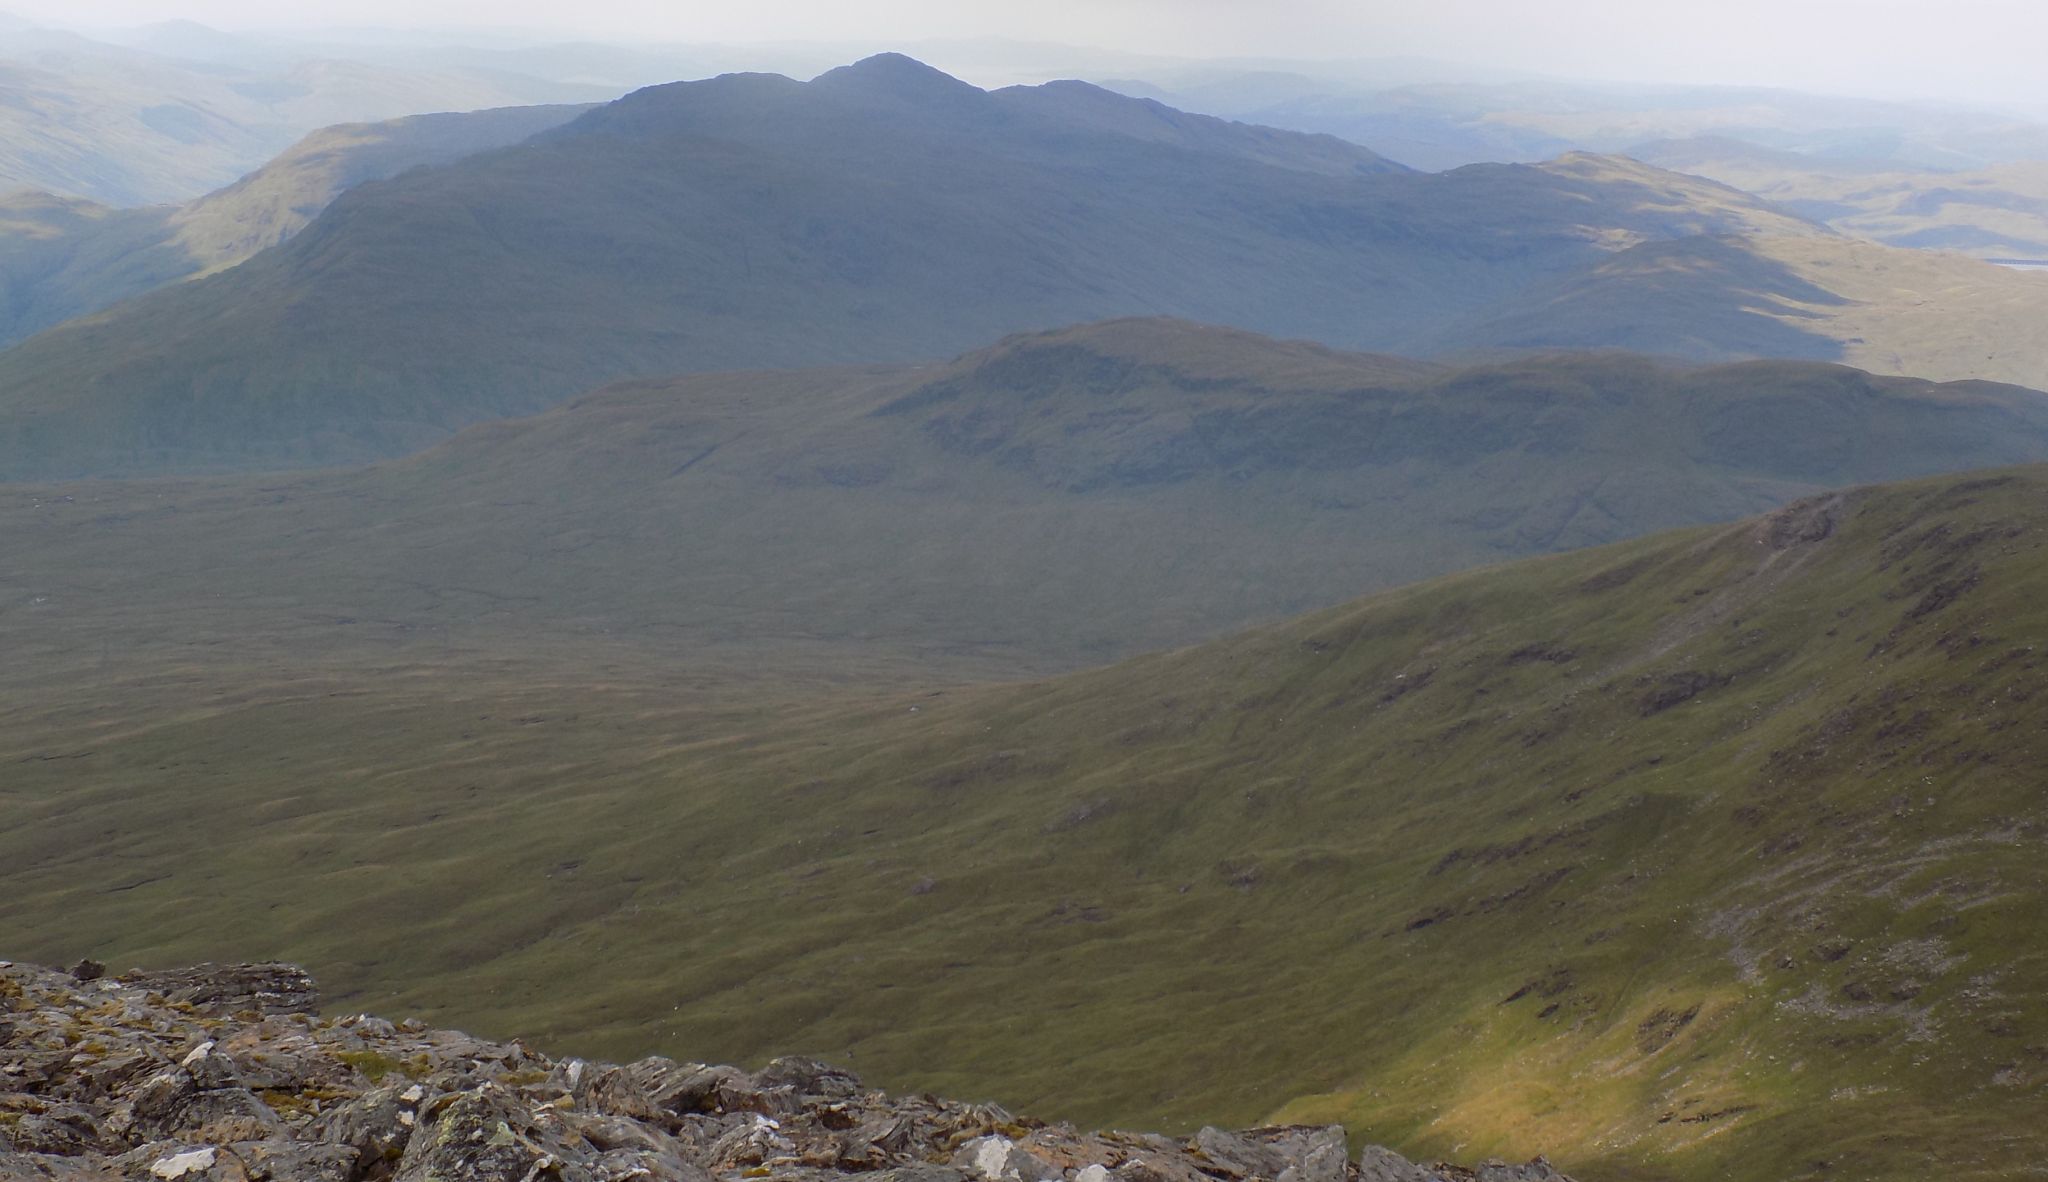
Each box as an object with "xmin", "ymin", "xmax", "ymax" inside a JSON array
[{"xmin": 0, "ymin": 961, "xmax": 1574, "ymax": 1182}]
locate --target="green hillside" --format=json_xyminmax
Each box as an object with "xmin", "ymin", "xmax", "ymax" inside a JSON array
[
  {"xmin": 12, "ymin": 319, "xmax": 2048, "ymax": 687},
  {"xmin": 5, "ymin": 463, "xmax": 2047, "ymax": 1181},
  {"xmin": 0, "ymin": 104, "xmax": 590, "ymax": 349},
  {"xmin": 0, "ymin": 56, "xmax": 1837, "ymax": 480}
]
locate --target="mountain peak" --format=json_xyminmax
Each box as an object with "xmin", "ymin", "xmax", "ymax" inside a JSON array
[{"xmin": 810, "ymin": 53, "xmax": 986, "ymax": 103}]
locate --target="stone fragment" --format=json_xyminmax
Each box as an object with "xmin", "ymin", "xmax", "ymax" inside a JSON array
[
  {"xmin": 391, "ymin": 1085, "xmax": 555, "ymax": 1182},
  {"xmin": 1190, "ymin": 1127, "xmax": 1287, "ymax": 1179},
  {"xmin": 228, "ymin": 1138, "xmax": 362, "ymax": 1182},
  {"xmin": 1474, "ymin": 1159, "xmax": 1569, "ymax": 1182},
  {"xmin": 147, "ymin": 1146, "xmax": 215, "ymax": 1179},
  {"xmin": 1357, "ymin": 1145, "xmax": 1434, "ymax": 1182},
  {"xmin": 116, "ymin": 965, "xmax": 319, "ymax": 1017},
  {"xmin": 0, "ymin": 1149, "xmax": 103, "ymax": 1180},
  {"xmin": 954, "ymin": 1134, "xmax": 1063, "ymax": 1182},
  {"xmin": 755, "ymin": 1056, "xmax": 864, "ymax": 1100},
  {"xmin": 309, "ymin": 1083, "xmax": 419, "ymax": 1174}
]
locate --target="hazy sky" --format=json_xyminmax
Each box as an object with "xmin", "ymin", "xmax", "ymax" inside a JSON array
[{"xmin": 16, "ymin": 0, "xmax": 2048, "ymax": 111}]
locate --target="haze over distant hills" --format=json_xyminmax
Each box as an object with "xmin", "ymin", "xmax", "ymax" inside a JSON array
[
  {"xmin": 0, "ymin": 23, "xmax": 613, "ymax": 204},
  {"xmin": 1106, "ymin": 70, "xmax": 2048, "ymax": 174},
  {"xmin": 13, "ymin": 318, "xmax": 2048, "ymax": 688},
  {"xmin": 1628, "ymin": 135, "xmax": 2048, "ymax": 261},
  {"xmin": 18, "ymin": 54, "xmax": 2045, "ymax": 481},
  {"xmin": 0, "ymin": 102, "xmax": 590, "ymax": 349}
]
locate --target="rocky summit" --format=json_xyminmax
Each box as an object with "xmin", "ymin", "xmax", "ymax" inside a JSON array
[{"xmin": 0, "ymin": 961, "xmax": 1569, "ymax": 1182}]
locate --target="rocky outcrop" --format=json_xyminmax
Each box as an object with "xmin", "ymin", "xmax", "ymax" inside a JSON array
[{"xmin": 0, "ymin": 961, "xmax": 1575, "ymax": 1182}]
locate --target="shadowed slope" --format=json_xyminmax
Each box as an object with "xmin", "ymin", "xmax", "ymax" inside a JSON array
[
  {"xmin": 10, "ymin": 319, "xmax": 2048, "ymax": 704},
  {"xmin": 5, "ymin": 466, "xmax": 2048, "ymax": 1182}
]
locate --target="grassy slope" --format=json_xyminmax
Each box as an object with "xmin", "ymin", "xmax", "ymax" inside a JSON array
[
  {"xmin": 5, "ymin": 462, "xmax": 2048, "ymax": 1180},
  {"xmin": 12, "ymin": 320, "xmax": 2048, "ymax": 687},
  {"xmin": 0, "ymin": 58, "xmax": 1830, "ymax": 480},
  {"xmin": 1631, "ymin": 135, "xmax": 2048, "ymax": 259},
  {"xmin": 1445, "ymin": 229, "xmax": 2048, "ymax": 389},
  {"xmin": 0, "ymin": 104, "xmax": 590, "ymax": 350}
]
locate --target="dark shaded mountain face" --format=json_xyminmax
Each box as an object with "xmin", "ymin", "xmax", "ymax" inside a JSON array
[
  {"xmin": 0, "ymin": 54, "xmax": 1826, "ymax": 480},
  {"xmin": 11, "ymin": 319, "xmax": 2048, "ymax": 685}
]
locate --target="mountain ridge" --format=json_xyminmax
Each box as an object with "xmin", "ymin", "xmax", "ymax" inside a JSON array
[
  {"xmin": 10, "ymin": 318, "xmax": 2048, "ymax": 696},
  {"xmin": 0, "ymin": 102, "xmax": 592, "ymax": 350},
  {"xmin": 0, "ymin": 55, "xmax": 1843, "ymax": 481}
]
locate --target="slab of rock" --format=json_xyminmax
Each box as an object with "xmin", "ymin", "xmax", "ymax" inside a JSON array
[{"xmin": 0, "ymin": 960, "xmax": 1579, "ymax": 1182}]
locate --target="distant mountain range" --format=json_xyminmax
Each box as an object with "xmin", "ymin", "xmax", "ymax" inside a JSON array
[
  {"xmin": 1109, "ymin": 70, "xmax": 2048, "ymax": 173},
  {"xmin": 1629, "ymin": 134, "xmax": 2048, "ymax": 261},
  {"xmin": 0, "ymin": 25, "xmax": 614, "ymax": 205},
  {"xmin": 0, "ymin": 103, "xmax": 591, "ymax": 350},
  {"xmin": 13, "ymin": 53, "xmax": 2016, "ymax": 481},
  {"xmin": 11, "ymin": 318, "xmax": 2048, "ymax": 686}
]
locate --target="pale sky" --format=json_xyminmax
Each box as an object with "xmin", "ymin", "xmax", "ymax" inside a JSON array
[{"xmin": 14, "ymin": 0, "xmax": 2048, "ymax": 112}]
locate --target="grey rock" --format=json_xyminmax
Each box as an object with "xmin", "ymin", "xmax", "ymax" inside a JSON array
[
  {"xmin": 391, "ymin": 1085, "xmax": 557, "ymax": 1182},
  {"xmin": 0, "ymin": 960, "xmax": 1580, "ymax": 1182},
  {"xmin": 227, "ymin": 1138, "xmax": 362, "ymax": 1182},
  {"xmin": 1191, "ymin": 1127, "xmax": 1288, "ymax": 1179},
  {"xmin": 0, "ymin": 1101, "xmax": 117, "ymax": 1156},
  {"xmin": 589, "ymin": 1145, "xmax": 714, "ymax": 1182},
  {"xmin": 755, "ymin": 1056, "xmax": 863, "ymax": 1100},
  {"xmin": 953, "ymin": 1134, "xmax": 1063, "ymax": 1182},
  {"xmin": 1358, "ymin": 1145, "xmax": 1434, "ymax": 1182},
  {"xmin": 1267, "ymin": 1126, "xmax": 1348, "ymax": 1182},
  {"xmin": 114, "ymin": 965, "xmax": 318, "ymax": 1017},
  {"xmin": 705, "ymin": 1113, "xmax": 794, "ymax": 1168},
  {"xmin": 0, "ymin": 1149, "xmax": 104, "ymax": 1180},
  {"xmin": 308, "ymin": 1082, "xmax": 419, "ymax": 1173},
  {"xmin": 648, "ymin": 1064, "xmax": 752, "ymax": 1116},
  {"xmin": 1475, "ymin": 1159, "xmax": 1569, "ymax": 1182},
  {"xmin": 870, "ymin": 1167, "xmax": 968, "ymax": 1182}
]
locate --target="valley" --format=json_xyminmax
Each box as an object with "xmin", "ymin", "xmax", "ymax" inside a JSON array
[
  {"xmin": 6, "ymin": 465, "xmax": 2047, "ymax": 1181},
  {"xmin": 2, "ymin": 16, "xmax": 2047, "ymax": 1182},
  {"xmin": 11, "ymin": 319, "xmax": 2048, "ymax": 684}
]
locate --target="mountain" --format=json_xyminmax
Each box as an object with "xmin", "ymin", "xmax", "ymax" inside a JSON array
[
  {"xmin": 0, "ymin": 104, "xmax": 589, "ymax": 350},
  {"xmin": 0, "ymin": 55, "xmax": 1854, "ymax": 480},
  {"xmin": 1630, "ymin": 135, "xmax": 2048, "ymax": 261},
  {"xmin": 7, "ymin": 460, "xmax": 2048, "ymax": 1182},
  {"xmin": 12, "ymin": 318, "xmax": 2048, "ymax": 684},
  {"xmin": 0, "ymin": 31, "xmax": 614, "ymax": 205},
  {"xmin": 0, "ymin": 103, "xmax": 591, "ymax": 350}
]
